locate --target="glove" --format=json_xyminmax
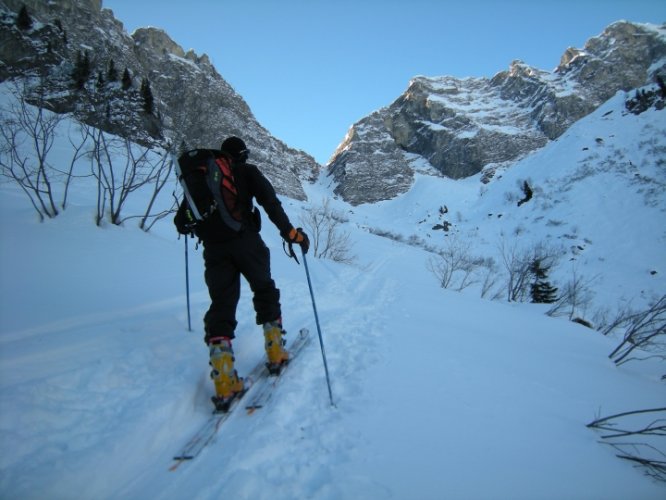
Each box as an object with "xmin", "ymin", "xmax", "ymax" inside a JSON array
[
  {"xmin": 174, "ymin": 201, "xmax": 198, "ymax": 236},
  {"xmin": 287, "ymin": 227, "xmax": 310, "ymax": 255}
]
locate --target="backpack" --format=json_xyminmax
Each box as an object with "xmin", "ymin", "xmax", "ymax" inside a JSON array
[{"xmin": 175, "ymin": 148, "xmax": 245, "ymax": 234}]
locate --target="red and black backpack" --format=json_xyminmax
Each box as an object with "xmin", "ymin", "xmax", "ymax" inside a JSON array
[{"xmin": 175, "ymin": 148, "xmax": 247, "ymax": 233}]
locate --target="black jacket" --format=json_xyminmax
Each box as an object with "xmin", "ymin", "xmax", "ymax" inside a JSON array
[{"xmin": 175, "ymin": 159, "xmax": 293, "ymax": 243}]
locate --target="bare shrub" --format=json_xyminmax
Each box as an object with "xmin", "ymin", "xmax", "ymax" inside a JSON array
[
  {"xmin": 300, "ymin": 198, "xmax": 356, "ymax": 264},
  {"xmin": 0, "ymin": 82, "xmax": 63, "ymax": 221},
  {"xmin": 601, "ymin": 295, "xmax": 666, "ymax": 367},
  {"xmin": 88, "ymin": 127, "xmax": 173, "ymax": 227},
  {"xmin": 547, "ymin": 263, "xmax": 597, "ymax": 321},
  {"xmin": 427, "ymin": 236, "xmax": 493, "ymax": 292}
]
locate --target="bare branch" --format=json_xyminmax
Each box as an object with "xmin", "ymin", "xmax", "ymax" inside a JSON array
[
  {"xmin": 605, "ymin": 295, "xmax": 666, "ymax": 366},
  {"xmin": 300, "ymin": 198, "xmax": 356, "ymax": 264},
  {"xmin": 588, "ymin": 408, "xmax": 666, "ymax": 481},
  {"xmin": 0, "ymin": 81, "xmax": 63, "ymax": 220}
]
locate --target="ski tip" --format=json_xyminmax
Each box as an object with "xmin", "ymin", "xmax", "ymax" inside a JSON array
[
  {"xmin": 170, "ymin": 456, "xmax": 193, "ymax": 471},
  {"xmin": 246, "ymin": 404, "xmax": 263, "ymax": 414}
]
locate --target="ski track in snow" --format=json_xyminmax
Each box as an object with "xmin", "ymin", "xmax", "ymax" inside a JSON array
[
  {"xmin": 112, "ymin": 249, "xmax": 401, "ymax": 499},
  {"xmin": 1, "ymin": 206, "xmax": 664, "ymax": 499}
]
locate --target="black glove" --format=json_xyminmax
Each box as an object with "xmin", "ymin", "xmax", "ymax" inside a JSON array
[
  {"xmin": 287, "ymin": 227, "xmax": 310, "ymax": 255},
  {"xmin": 174, "ymin": 201, "xmax": 198, "ymax": 236}
]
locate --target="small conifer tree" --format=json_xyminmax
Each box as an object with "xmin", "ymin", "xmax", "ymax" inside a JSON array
[
  {"xmin": 107, "ymin": 59, "xmax": 118, "ymax": 82},
  {"xmin": 96, "ymin": 71, "xmax": 105, "ymax": 90},
  {"xmin": 141, "ymin": 77, "xmax": 154, "ymax": 114},
  {"xmin": 529, "ymin": 258, "xmax": 558, "ymax": 304},
  {"xmin": 17, "ymin": 5, "xmax": 32, "ymax": 30},
  {"xmin": 72, "ymin": 51, "xmax": 91, "ymax": 90},
  {"xmin": 121, "ymin": 68, "xmax": 132, "ymax": 90}
]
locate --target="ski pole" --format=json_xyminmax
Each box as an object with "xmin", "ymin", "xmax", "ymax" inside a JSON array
[
  {"xmin": 184, "ymin": 233, "xmax": 192, "ymax": 332},
  {"xmin": 301, "ymin": 249, "xmax": 335, "ymax": 407}
]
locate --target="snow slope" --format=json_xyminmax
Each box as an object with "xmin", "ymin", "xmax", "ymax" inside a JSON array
[
  {"xmin": 0, "ymin": 88, "xmax": 665, "ymax": 499},
  {"xmin": 347, "ymin": 89, "xmax": 666, "ymax": 317}
]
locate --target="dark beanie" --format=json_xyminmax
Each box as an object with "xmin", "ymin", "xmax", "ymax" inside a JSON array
[{"xmin": 221, "ymin": 136, "xmax": 248, "ymax": 160}]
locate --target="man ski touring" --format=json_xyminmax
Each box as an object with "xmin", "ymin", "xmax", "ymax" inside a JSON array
[{"xmin": 174, "ymin": 136, "xmax": 309, "ymax": 410}]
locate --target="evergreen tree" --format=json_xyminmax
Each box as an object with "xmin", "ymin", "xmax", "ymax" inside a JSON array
[
  {"xmin": 72, "ymin": 51, "xmax": 91, "ymax": 90},
  {"xmin": 121, "ymin": 68, "xmax": 132, "ymax": 90},
  {"xmin": 107, "ymin": 59, "xmax": 118, "ymax": 82},
  {"xmin": 17, "ymin": 5, "xmax": 32, "ymax": 31},
  {"xmin": 529, "ymin": 258, "xmax": 558, "ymax": 304},
  {"xmin": 141, "ymin": 77, "xmax": 154, "ymax": 114},
  {"xmin": 96, "ymin": 71, "xmax": 105, "ymax": 90}
]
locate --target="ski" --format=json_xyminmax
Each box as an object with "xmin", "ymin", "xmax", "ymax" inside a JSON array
[
  {"xmin": 245, "ymin": 328, "xmax": 311, "ymax": 413},
  {"xmin": 169, "ymin": 328, "xmax": 310, "ymax": 470},
  {"xmin": 169, "ymin": 358, "xmax": 266, "ymax": 471}
]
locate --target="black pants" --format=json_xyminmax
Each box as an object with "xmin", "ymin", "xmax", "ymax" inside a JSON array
[{"xmin": 202, "ymin": 231, "xmax": 281, "ymax": 342}]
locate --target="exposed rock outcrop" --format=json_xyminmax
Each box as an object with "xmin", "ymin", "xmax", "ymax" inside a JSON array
[
  {"xmin": 0, "ymin": 0, "xmax": 318, "ymax": 200},
  {"xmin": 328, "ymin": 21, "xmax": 666, "ymax": 205}
]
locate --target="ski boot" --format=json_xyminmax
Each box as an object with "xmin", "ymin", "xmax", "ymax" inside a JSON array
[
  {"xmin": 263, "ymin": 320, "xmax": 289, "ymax": 375},
  {"xmin": 208, "ymin": 337, "xmax": 244, "ymax": 412}
]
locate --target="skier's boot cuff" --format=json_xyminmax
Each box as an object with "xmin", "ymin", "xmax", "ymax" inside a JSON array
[
  {"xmin": 263, "ymin": 320, "xmax": 289, "ymax": 369},
  {"xmin": 208, "ymin": 337, "xmax": 244, "ymax": 399}
]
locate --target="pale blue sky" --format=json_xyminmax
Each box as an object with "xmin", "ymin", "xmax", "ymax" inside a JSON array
[{"xmin": 103, "ymin": 0, "xmax": 665, "ymax": 164}]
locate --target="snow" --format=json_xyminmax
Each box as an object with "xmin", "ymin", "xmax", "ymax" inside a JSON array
[
  {"xmin": 0, "ymin": 86, "xmax": 665, "ymax": 499},
  {"xmin": 167, "ymin": 52, "xmax": 202, "ymax": 72}
]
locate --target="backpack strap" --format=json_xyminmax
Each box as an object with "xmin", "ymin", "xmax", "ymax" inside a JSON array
[
  {"xmin": 174, "ymin": 152, "xmax": 205, "ymax": 222},
  {"xmin": 205, "ymin": 153, "xmax": 243, "ymax": 232},
  {"xmin": 217, "ymin": 157, "xmax": 237, "ymax": 196}
]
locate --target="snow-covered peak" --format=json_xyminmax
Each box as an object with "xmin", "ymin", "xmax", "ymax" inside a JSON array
[{"xmin": 328, "ymin": 21, "xmax": 666, "ymax": 206}]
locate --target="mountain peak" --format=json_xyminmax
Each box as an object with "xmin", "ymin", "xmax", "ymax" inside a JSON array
[
  {"xmin": 0, "ymin": 0, "xmax": 319, "ymax": 200},
  {"xmin": 328, "ymin": 21, "xmax": 666, "ymax": 205},
  {"xmin": 132, "ymin": 27, "xmax": 186, "ymax": 58}
]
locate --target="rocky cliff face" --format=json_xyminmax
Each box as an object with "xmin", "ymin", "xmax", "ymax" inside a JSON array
[
  {"xmin": 328, "ymin": 21, "xmax": 666, "ymax": 205},
  {"xmin": 0, "ymin": 0, "xmax": 318, "ymax": 200}
]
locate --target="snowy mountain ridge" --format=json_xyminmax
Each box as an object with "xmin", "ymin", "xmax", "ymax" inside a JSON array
[
  {"xmin": 328, "ymin": 21, "xmax": 666, "ymax": 205},
  {"xmin": 0, "ymin": 0, "xmax": 319, "ymax": 200}
]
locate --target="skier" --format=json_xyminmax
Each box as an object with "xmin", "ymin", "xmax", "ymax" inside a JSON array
[{"xmin": 174, "ymin": 136, "xmax": 309, "ymax": 408}]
